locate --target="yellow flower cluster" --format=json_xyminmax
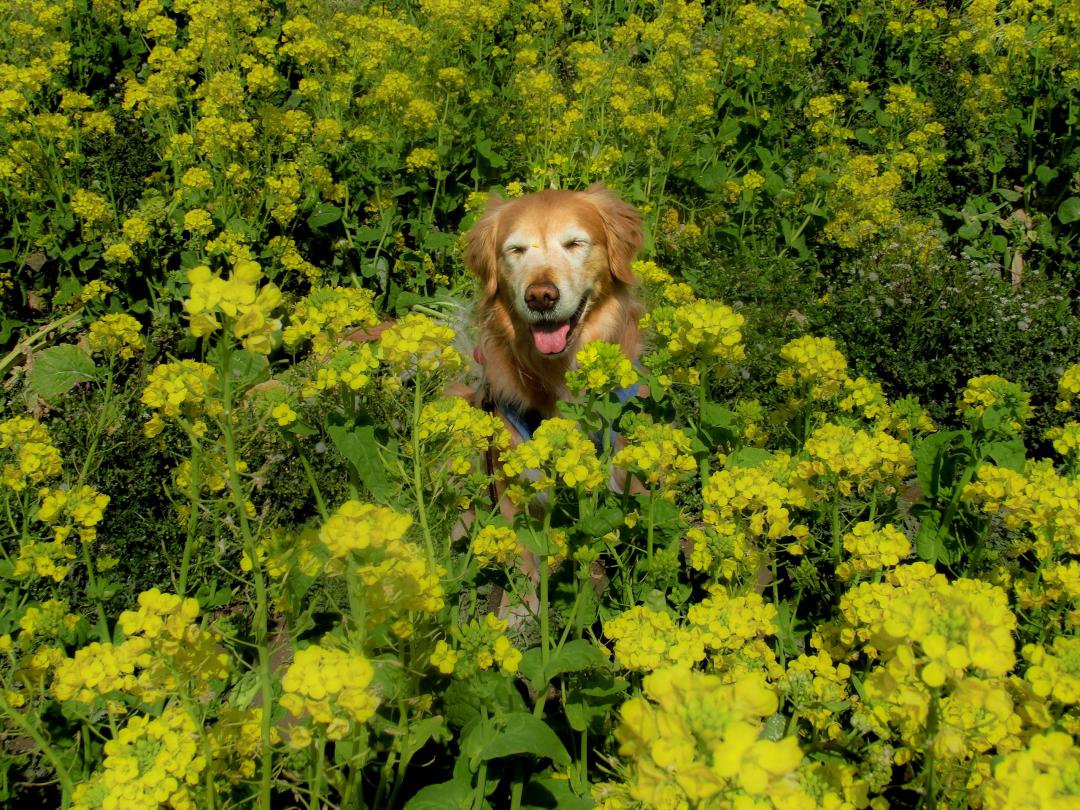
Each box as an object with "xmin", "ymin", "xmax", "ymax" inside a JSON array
[
  {"xmin": 70, "ymin": 188, "xmax": 113, "ymax": 228},
  {"xmin": 982, "ymin": 732, "xmax": 1080, "ymax": 810},
  {"xmin": 1045, "ymin": 421, "xmax": 1080, "ymax": 459},
  {"xmin": 281, "ymin": 644, "xmax": 378, "ymax": 736},
  {"xmin": 566, "ymin": 341, "xmax": 638, "ymax": 397},
  {"xmin": 500, "ymin": 417, "xmax": 604, "ymax": 495},
  {"xmin": 964, "ymin": 460, "xmax": 1080, "ymax": 560},
  {"xmin": 1023, "ymin": 636, "xmax": 1080, "ymax": 706},
  {"xmin": 0, "ymin": 416, "xmax": 63, "ymax": 492},
  {"xmin": 779, "ymin": 650, "xmax": 852, "ymax": 733},
  {"xmin": 836, "ymin": 521, "xmax": 911, "ymax": 581},
  {"xmin": 1056, "ymin": 364, "xmax": 1080, "ymax": 411},
  {"xmin": 796, "ymin": 422, "xmax": 915, "ymax": 496},
  {"xmin": 141, "ymin": 360, "xmax": 221, "ymax": 438},
  {"xmin": 53, "ymin": 588, "xmax": 227, "ymax": 706},
  {"xmin": 615, "ymin": 667, "xmax": 810, "ymax": 809},
  {"xmin": 612, "ymin": 420, "xmax": 696, "ymax": 498},
  {"xmin": 641, "ymin": 299, "xmax": 746, "ymax": 379},
  {"xmin": 430, "ymin": 613, "xmax": 521, "ymax": 678},
  {"xmin": 470, "ymin": 524, "xmax": 520, "ymax": 568},
  {"xmin": 207, "ymin": 707, "xmax": 278, "ymax": 783},
  {"xmin": 71, "ymin": 706, "xmax": 206, "ymax": 810},
  {"xmin": 282, "ymin": 286, "xmax": 380, "ymax": 356},
  {"xmin": 36, "ymin": 484, "xmax": 110, "ymax": 544},
  {"xmin": 184, "ymin": 261, "xmax": 282, "ymax": 354},
  {"xmin": 841, "ymin": 565, "xmax": 1017, "ymax": 686},
  {"xmin": 686, "ymin": 586, "xmax": 779, "ymax": 659},
  {"xmin": 318, "ymin": 500, "xmax": 445, "ymax": 625},
  {"xmin": 378, "ymin": 313, "xmax": 464, "ymax": 378},
  {"xmin": 318, "ymin": 500, "xmax": 413, "ymax": 560},
  {"xmin": 957, "ymin": 374, "xmax": 1033, "ymax": 431},
  {"xmin": 604, "ymin": 605, "xmax": 705, "ymax": 672},
  {"xmin": 87, "ymin": 313, "xmax": 145, "ymax": 360},
  {"xmin": 776, "ymin": 335, "xmax": 849, "ymax": 400},
  {"xmin": 417, "ymin": 397, "xmax": 509, "ymax": 475},
  {"xmin": 299, "ymin": 342, "xmax": 379, "ymax": 398},
  {"xmin": 52, "ymin": 640, "xmax": 144, "ymax": 704},
  {"xmin": 699, "ymin": 455, "xmax": 811, "ymax": 552}
]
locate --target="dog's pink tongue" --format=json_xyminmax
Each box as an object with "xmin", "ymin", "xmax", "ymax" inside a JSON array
[{"xmin": 532, "ymin": 322, "xmax": 570, "ymax": 355}]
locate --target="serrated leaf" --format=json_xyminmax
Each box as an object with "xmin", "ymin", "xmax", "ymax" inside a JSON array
[
  {"xmin": 477, "ymin": 712, "xmax": 571, "ymax": 767},
  {"xmin": 29, "ymin": 344, "xmax": 97, "ymax": 400}
]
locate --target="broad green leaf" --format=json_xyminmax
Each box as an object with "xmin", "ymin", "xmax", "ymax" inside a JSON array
[
  {"xmin": 1058, "ymin": 197, "xmax": 1080, "ymax": 225},
  {"xmin": 577, "ymin": 505, "xmax": 625, "ymax": 538},
  {"xmin": 724, "ymin": 447, "xmax": 773, "ymax": 469},
  {"xmin": 477, "ymin": 712, "xmax": 571, "ymax": 767},
  {"xmin": 544, "ymin": 639, "xmax": 608, "ymax": 682},
  {"xmin": 28, "ymin": 344, "xmax": 97, "ymax": 400},
  {"xmin": 913, "ymin": 431, "xmax": 964, "ymax": 501},
  {"xmin": 306, "ymin": 204, "xmax": 342, "ymax": 229},
  {"xmin": 326, "ymin": 424, "xmax": 394, "ymax": 502},
  {"xmin": 404, "ymin": 778, "xmax": 474, "ymax": 810},
  {"xmin": 521, "ymin": 777, "xmax": 592, "ymax": 810},
  {"xmin": 914, "ymin": 505, "xmax": 943, "ymax": 564},
  {"xmin": 984, "ymin": 438, "xmax": 1026, "ymax": 472}
]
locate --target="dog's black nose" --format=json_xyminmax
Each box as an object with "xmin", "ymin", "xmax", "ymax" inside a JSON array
[{"xmin": 525, "ymin": 283, "xmax": 560, "ymax": 312}]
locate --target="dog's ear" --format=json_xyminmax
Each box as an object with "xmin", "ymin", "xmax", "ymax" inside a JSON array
[
  {"xmin": 585, "ymin": 183, "xmax": 643, "ymax": 285},
  {"xmin": 464, "ymin": 194, "xmax": 506, "ymax": 303}
]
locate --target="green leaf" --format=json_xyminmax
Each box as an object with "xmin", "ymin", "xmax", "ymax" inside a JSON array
[
  {"xmin": 984, "ymin": 438, "xmax": 1026, "ymax": 471},
  {"xmin": 476, "ymin": 136, "xmax": 506, "ymax": 169},
  {"xmin": 724, "ymin": 447, "xmax": 773, "ymax": 469},
  {"xmin": 519, "ymin": 648, "xmax": 545, "ymax": 691},
  {"xmin": 28, "ymin": 344, "xmax": 97, "ymax": 400},
  {"xmin": 327, "ymin": 424, "xmax": 394, "ymax": 502},
  {"xmin": 1035, "ymin": 164, "xmax": 1058, "ymax": 186},
  {"xmin": 521, "ymin": 777, "xmax": 592, "ymax": 810},
  {"xmin": 913, "ymin": 431, "xmax": 964, "ymax": 502},
  {"xmin": 913, "ymin": 505, "xmax": 943, "ymax": 564},
  {"xmin": 404, "ymin": 777, "xmax": 475, "ymax": 810},
  {"xmin": 577, "ymin": 505, "xmax": 626, "ymax": 538},
  {"xmin": 306, "ymin": 204, "xmax": 342, "ymax": 229},
  {"xmin": 1058, "ymin": 197, "xmax": 1080, "ymax": 225},
  {"xmin": 957, "ymin": 220, "xmax": 982, "ymax": 240},
  {"xmin": 225, "ymin": 348, "xmax": 269, "ymax": 391},
  {"xmin": 543, "ymin": 639, "xmax": 609, "ymax": 681},
  {"xmin": 477, "ymin": 712, "xmax": 571, "ymax": 767}
]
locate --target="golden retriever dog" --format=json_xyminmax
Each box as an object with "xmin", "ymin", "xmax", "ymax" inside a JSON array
[{"xmin": 464, "ymin": 183, "xmax": 645, "ymax": 434}]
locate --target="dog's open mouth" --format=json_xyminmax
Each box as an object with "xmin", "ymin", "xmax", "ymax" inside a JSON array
[{"xmin": 530, "ymin": 296, "xmax": 588, "ymax": 356}]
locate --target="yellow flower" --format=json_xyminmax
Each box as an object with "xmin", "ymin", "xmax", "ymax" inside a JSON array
[
  {"xmin": 281, "ymin": 644, "xmax": 379, "ymax": 725},
  {"xmin": 87, "ymin": 314, "xmax": 144, "ymax": 360},
  {"xmin": 566, "ymin": 341, "xmax": 639, "ymax": 397},
  {"xmin": 471, "ymin": 525, "xmax": 520, "ymax": 567},
  {"xmin": 379, "ymin": 313, "xmax": 464, "ymax": 376}
]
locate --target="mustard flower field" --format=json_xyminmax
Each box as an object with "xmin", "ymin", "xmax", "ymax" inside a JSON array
[{"xmin": 2, "ymin": 0, "xmax": 1080, "ymax": 808}]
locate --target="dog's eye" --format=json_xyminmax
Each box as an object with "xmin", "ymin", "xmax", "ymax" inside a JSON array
[
  {"xmin": 505, "ymin": 246, "xmax": 526, "ymax": 258},
  {"xmin": 563, "ymin": 239, "xmax": 587, "ymax": 250}
]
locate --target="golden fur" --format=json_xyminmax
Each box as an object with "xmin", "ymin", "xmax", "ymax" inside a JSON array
[{"xmin": 464, "ymin": 184, "xmax": 644, "ymax": 417}]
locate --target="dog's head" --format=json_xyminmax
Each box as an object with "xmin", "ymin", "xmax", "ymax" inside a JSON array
[{"xmin": 465, "ymin": 184, "xmax": 643, "ymax": 358}]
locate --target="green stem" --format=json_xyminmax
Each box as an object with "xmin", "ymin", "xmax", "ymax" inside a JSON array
[
  {"xmin": 178, "ymin": 440, "xmax": 201, "ymax": 596},
  {"xmin": 311, "ymin": 732, "xmax": 326, "ymax": 810},
  {"xmin": 220, "ymin": 346, "xmax": 274, "ymax": 809},
  {"xmin": 294, "ymin": 440, "xmax": 328, "ymax": 521}
]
